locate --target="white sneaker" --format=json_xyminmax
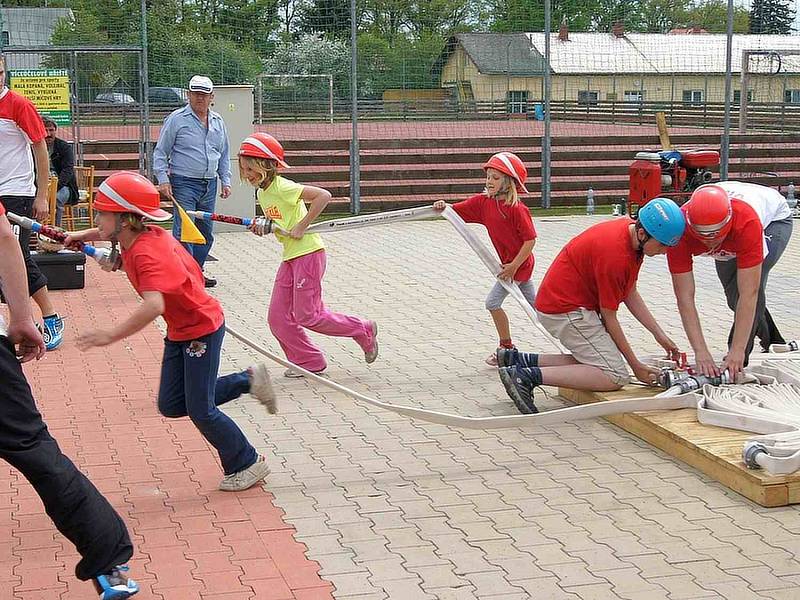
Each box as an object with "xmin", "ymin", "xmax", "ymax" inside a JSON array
[
  {"xmin": 283, "ymin": 367, "xmax": 326, "ymax": 378},
  {"xmin": 249, "ymin": 364, "xmax": 277, "ymax": 414},
  {"xmin": 219, "ymin": 456, "xmax": 270, "ymax": 492},
  {"xmin": 364, "ymin": 321, "xmax": 379, "ymax": 364}
]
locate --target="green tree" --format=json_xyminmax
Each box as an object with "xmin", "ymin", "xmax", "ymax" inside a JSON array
[
  {"xmin": 296, "ymin": 0, "xmax": 355, "ymax": 38},
  {"xmin": 638, "ymin": 0, "xmax": 691, "ymax": 33},
  {"xmin": 750, "ymin": 0, "xmax": 794, "ymax": 34},
  {"xmin": 488, "ymin": 0, "xmax": 596, "ymax": 33},
  {"xmin": 357, "ymin": 30, "xmax": 444, "ymax": 95},
  {"xmin": 682, "ymin": 1, "xmax": 750, "ymax": 33}
]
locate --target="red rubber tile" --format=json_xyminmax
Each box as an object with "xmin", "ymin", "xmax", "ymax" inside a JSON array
[{"xmin": 2, "ymin": 263, "xmax": 334, "ymax": 599}]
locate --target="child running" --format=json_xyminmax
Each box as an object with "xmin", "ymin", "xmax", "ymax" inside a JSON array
[
  {"xmin": 433, "ymin": 152, "xmax": 536, "ymax": 366},
  {"xmin": 498, "ymin": 198, "xmax": 686, "ymax": 414},
  {"xmin": 238, "ymin": 132, "xmax": 378, "ymax": 378},
  {"xmin": 66, "ymin": 172, "xmax": 274, "ymax": 492}
]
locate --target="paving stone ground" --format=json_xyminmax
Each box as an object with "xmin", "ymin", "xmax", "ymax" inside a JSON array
[{"xmin": 4, "ymin": 214, "xmax": 800, "ymax": 599}]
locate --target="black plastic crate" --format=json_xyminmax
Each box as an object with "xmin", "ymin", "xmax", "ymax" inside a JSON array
[{"xmin": 32, "ymin": 250, "xmax": 86, "ymax": 290}]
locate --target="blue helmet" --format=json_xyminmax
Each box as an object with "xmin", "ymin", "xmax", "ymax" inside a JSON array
[{"xmin": 637, "ymin": 197, "xmax": 685, "ymax": 246}]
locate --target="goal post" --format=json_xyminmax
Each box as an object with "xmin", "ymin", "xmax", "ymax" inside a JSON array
[
  {"xmin": 256, "ymin": 73, "xmax": 334, "ymax": 125},
  {"xmin": 739, "ymin": 49, "xmax": 800, "ymax": 134}
]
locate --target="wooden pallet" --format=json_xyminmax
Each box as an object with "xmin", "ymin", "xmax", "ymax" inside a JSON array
[{"xmin": 559, "ymin": 386, "xmax": 800, "ymax": 507}]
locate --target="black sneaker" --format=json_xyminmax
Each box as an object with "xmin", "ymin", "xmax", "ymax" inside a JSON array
[
  {"xmin": 499, "ymin": 366, "xmax": 539, "ymax": 414},
  {"xmin": 204, "ymin": 276, "xmax": 217, "ymax": 288}
]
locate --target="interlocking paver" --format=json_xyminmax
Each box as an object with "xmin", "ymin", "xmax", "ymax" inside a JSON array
[{"xmin": 4, "ymin": 265, "xmax": 332, "ymax": 598}]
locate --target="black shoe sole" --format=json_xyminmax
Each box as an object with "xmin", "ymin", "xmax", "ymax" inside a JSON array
[{"xmin": 499, "ymin": 368, "xmax": 533, "ymax": 415}]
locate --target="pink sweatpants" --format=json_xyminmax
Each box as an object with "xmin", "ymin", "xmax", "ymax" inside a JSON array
[{"xmin": 268, "ymin": 249, "xmax": 373, "ymax": 372}]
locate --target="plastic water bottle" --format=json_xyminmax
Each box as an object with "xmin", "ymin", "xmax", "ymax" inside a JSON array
[
  {"xmin": 587, "ymin": 188, "xmax": 595, "ymax": 215},
  {"xmin": 788, "ymin": 182, "xmax": 797, "ymax": 209}
]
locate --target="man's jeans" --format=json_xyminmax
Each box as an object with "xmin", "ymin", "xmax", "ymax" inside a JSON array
[
  {"xmin": 156, "ymin": 324, "xmax": 256, "ymax": 475},
  {"xmin": 55, "ymin": 186, "xmax": 71, "ymax": 226},
  {"xmin": 170, "ymin": 174, "xmax": 216, "ymax": 268}
]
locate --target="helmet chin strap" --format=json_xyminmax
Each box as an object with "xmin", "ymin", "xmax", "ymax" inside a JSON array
[
  {"xmin": 634, "ymin": 222, "xmax": 650, "ymax": 257},
  {"xmin": 110, "ymin": 214, "xmax": 125, "ymax": 243}
]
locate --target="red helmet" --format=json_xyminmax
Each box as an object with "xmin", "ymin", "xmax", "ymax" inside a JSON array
[
  {"xmin": 685, "ymin": 185, "xmax": 733, "ymax": 241},
  {"xmin": 239, "ymin": 132, "xmax": 289, "ymax": 168},
  {"xmin": 94, "ymin": 171, "xmax": 171, "ymax": 221},
  {"xmin": 483, "ymin": 152, "xmax": 528, "ymax": 193}
]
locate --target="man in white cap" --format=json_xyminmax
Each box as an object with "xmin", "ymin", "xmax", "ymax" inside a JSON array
[{"xmin": 153, "ymin": 75, "xmax": 231, "ymax": 287}]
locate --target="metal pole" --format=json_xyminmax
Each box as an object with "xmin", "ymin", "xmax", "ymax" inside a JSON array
[
  {"xmin": 542, "ymin": 0, "xmax": 552, "ymax": 208},
  {"xmin": 257, "ymin": 77, "xmax": 263, "ymax": 125},
  {"xmin": 69, "ymin": 50, "xmax": 83, "ymax": 167},
  {"xmin": 140, "ymin": 0, "xmax": 152, "ymax": 177},
  {"xmin": 329, "ymin": 74, "xmax": 334, "ymax": 125},
  {"xmin": 349, "ymin": 0, "xmax": 360, "ymax": 214},
  {"xmin": 720, "ymin": 0, "xmax": 734, "ymax": 180}
]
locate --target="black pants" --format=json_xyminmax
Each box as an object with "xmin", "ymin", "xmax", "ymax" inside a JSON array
[
  {"xmin": 0, "ymin": 195, "xmax": 48, "ymax": 297},
  {"xmin": 0, "ymin": 336, "xmax": 133, "ymax": 580}
]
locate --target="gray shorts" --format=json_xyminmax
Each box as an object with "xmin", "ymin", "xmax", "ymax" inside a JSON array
[
  {"xmin": 537, "ymin": 308, "xmax": 630, "ymax": 385},
  {"xmin": 485, "ymin": 280, "xmax": 536, "ymax": 311}
]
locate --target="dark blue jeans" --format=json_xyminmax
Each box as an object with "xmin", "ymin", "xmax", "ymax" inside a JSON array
[
  {"xmin": 170, "ymin": 174, "xmax": 216, "ymax": 268},
  {"xmin": 157, "ymin": 324, "xmax": 256, "ymax": 475}
]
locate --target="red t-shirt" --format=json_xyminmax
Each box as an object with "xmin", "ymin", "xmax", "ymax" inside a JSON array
[
  {"xmin": 535, "ymin": 218, "xmax": 642, "ymax": 314},
  {"xmin": 667, "ymin": 200, "xmax": 765, "ymax": 274},
  {"xmin": 0, "ymin": 87, "xmax": 46, "ymax": 197},
  {"xmin": 452, "ymin": 194, "xmax": 537, "ymax": 282},
  {"xmin": 122, "ymin": 226, "xmax": 224, "ymax": 341}
]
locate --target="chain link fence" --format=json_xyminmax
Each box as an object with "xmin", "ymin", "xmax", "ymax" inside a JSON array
[{"xmin": 3, "ymin": 0, "xmax": 800, "ymax": 209}]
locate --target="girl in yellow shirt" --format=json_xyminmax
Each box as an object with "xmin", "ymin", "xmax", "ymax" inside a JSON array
[{"xmin": 239, "ymin": 133, "xmax": 378, "ymax": 376}]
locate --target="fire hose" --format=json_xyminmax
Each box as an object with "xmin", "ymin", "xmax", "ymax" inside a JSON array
[
  {"xmin": 189, "ymin": 206, "xmax": 565, "ymax": 352},
  {"xmin": 6, "ymin": 212, "xmax": 111, "ymax": 263},
  {"xmin": 12, "ymin": 211, "xmax": 800, "ymax": 474}
]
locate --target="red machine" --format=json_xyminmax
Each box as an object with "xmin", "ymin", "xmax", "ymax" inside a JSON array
[{"xmin": 629, "ymin": 149, "xmax": 720, "ymax": 216}]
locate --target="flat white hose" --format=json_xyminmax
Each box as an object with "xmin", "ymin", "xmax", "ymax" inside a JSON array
[
  {"xmin": 226, "ymin": 324, "xmax": 683, "ymax": 429},
  {"xmin": 231, "ymin": 323, "xmax": 800, "ymax": 474}
]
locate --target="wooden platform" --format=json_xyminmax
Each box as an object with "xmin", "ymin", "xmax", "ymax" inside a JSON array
[{"xmin": 559, "ymin": 386, "xmax": 800, "ymax": 507}]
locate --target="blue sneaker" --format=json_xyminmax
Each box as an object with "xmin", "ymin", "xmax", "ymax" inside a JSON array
[
  {"xmin": 42, "ymin": 314, "xmax": 64, "ymax": 351},
  {"xmin": 94, "ymin": 565, "xmax": 139, "ymax": 599},
  {"xmin": 499, "ymin": 365, "xmax": 541, "ymax": 414}
]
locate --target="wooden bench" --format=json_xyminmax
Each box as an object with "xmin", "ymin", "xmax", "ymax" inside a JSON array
[{"xmin": 78, "ymin": 133, "xmax": 800, "ymax": 212}]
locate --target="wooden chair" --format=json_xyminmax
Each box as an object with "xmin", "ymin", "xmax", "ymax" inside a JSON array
[
  {"xmin": 64, "ymin": 166, "xmax": 95, "ymax": 230},
  {"xmin": 46, "ymin": 176, "xmax": 58, "ymax": 225}
]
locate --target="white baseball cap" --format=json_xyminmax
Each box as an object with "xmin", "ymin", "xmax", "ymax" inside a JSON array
[{"xmin": 188, "ymin": 75, "xmax": 214, "ymax": 94}]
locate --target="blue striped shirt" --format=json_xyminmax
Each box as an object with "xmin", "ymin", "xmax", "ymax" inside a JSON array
[{"xmin": 153, "ymin": 105, "xmax": 231, "ymax": 186}]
